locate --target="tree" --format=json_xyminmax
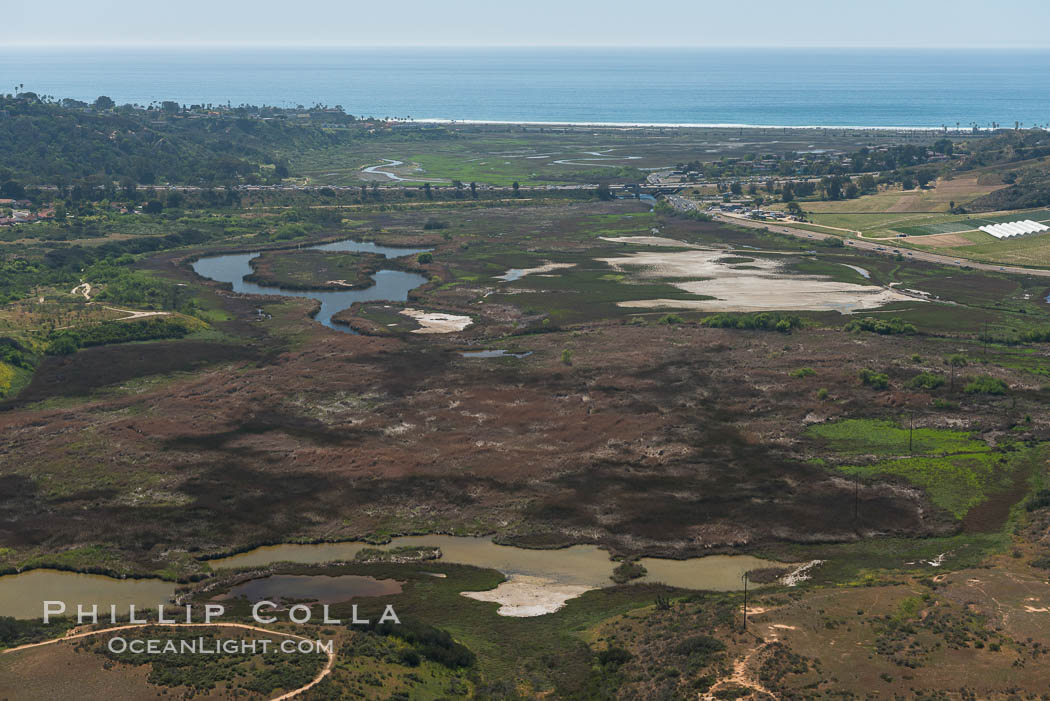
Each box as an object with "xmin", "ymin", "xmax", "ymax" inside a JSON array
[
  {"xmin": 730, "ymin": 181, "xmax": 743, "ymax": 196},
  {"xmin": 143, "ymin": 200, "xmax": 163, "ymax": 214},
  {"xmin": 160, "ymin": 101, "xmax": 180, "ymax": 114},
  {"xmin": 93, "ymin": 95, "xmax": 115, "ymax": 110},
  {"xmin": 786, "ymin": 201, "xmax": 804, "ymax": 218},
  {"xmin": 512, "ymin": 181, "xmax": 520, "ymax": 197},
  {"xmin": 469, "ymin": 181, "xmax": 477, "ymax": 198},
  {"xmin": 0, "ymin": 181, "xmax": 25, "ymax": 199},
  {"xmin": 423, "ymin": 182, "xmax": 432, "ymax": 199},
  {"xmin": 596, "ymin": 182, "xmax": 613, "ymax": 201},
  {"xmin": 780, "ymin": 183, "xmax": 795, "ymax": 202}
]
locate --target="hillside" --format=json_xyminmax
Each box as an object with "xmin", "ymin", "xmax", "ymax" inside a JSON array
[{"xmin": 0, "ymin": 95, "xmax": 450, "ymax": 190}]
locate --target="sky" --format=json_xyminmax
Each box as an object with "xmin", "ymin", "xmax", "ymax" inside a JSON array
[{"xmin": 4, "ymin": 0, "xmax": 1050, "ymax": 48}]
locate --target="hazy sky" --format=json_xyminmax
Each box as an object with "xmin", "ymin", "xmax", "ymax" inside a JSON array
[{"xmin": 5, "ymin": 0, "xmax": 1050, "ymax": 48}]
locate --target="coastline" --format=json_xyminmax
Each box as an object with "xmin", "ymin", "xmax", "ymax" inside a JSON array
[{"xmin": 408, "ymin": 118, "xmax": 998, "ymax": 132}]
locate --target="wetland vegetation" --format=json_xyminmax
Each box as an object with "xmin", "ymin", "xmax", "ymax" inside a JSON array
[{"xmin": 6, "ymin": 105, "xmax": 1050, "ymax": 697}]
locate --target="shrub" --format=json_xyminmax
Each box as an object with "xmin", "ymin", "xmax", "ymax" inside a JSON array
[
  {"xmin": 816, "ymin": 387, "xmax": 829, "ymax": 400},
  {"xmin": 422, "ymin": 218, "xmax": 448, "ymax": 230},
  {"xmin": 45, "ymin": 334, "xmax": 79, "ymax": 355},
  {"xmin": 416, "ymin": 252, "xmax": 433, "ymax": 264},
  {"xmin": 371, "ymin": 621, "xmax": 475, "ymax": 669},
  {"xmin": 597, "ymin": 646, "xmax": 632, "ymax": 668},
  {"xmin": 1027, "ymin": 489, "xmax": 1050, "ymax": 512},
  {"xmin": 673, "ymin": 634, "xmax": 726, "ymax": 659},
  {"xmin": 858, "ymin": 368, "xmax": 889, "ymax": 390},
  {"xmin": 908, "ymin": 372, "xmax": 945, "ymax": 390},
  {"xmin": 561, "ymin": 348, "xmax": 574, "ymax": 365},
  {"xmin": 0, "ymin": 362, "xmax": 14, "ymax": 398},
  {"xmin": 700, "ymin": 312, "xmax": 802, "ymax": 333},
  {"xmin": 45, "ymin": 317, "xmax": 195, "ymax": 355},
  {"xmin": 1019, "ymin": 327, "xmax": 1050, "ymax": 343},
  {"xmin": 844, "ymin": 317, "xmax": 916, "ymax": 335},
  {"xmin": 790, "ymin": 367, "xmax": 816, "ymax": 378},
  {"xmin": 658, "ymin": 313, "xmax": 684, "ymax": 325},
  {"xmin": 963, "ymin": 375, "xmax": 1008, "ymax": 395},
  {"xmin": 611, "ymin": 561, "xmax": 647, "ymax": 584}
]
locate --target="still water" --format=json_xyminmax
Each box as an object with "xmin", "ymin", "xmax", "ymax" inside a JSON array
[
  {"xmin": 191, "ymin": 239, "xmax": 431, "ymax": 332},
  {"xmin": 209, "ymin": 535, "xmax": 785, "ymax": 591}
]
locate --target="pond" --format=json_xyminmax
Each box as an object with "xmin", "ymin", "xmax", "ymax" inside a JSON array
[
  {"xmin": 0, "ymin": 569, "xmax": 176, "ymax": 620},
  {"xmin": 215, "ymin": 574, "xmax": 402, "ymax": 604},
  {"xmin": 0, "ymin": 537, "xmax": 791, "ymax": 619},
  {"xmin": 208, "ymin": 535, "xmax": 786, "ymax": 591},
  {"xmin": 191, "ymin": 239, "xmax": 432, "ymax": 333}
]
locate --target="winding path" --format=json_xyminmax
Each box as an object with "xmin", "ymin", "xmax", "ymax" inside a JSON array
[
  {"xmin": 2, "ymin": 622, "xmax": 336, "ymax": 700},
  {"xmin": 360, "ymin": 159, "xmax": 448, "ymax": 183}
]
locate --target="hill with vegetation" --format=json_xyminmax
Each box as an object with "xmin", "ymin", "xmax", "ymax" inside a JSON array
[
  {"xmin": 956, "ymin": 130, "xmax": 1050, "ymax": 211},
  {"xmin": 0, "ymin": 93, "xmax": 454, "ymax": 193}
]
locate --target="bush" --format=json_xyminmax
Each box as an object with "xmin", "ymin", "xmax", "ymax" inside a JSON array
[
  {"xmin": 611, "ymin": 561, "xmax": 647, "ymax": 584},
  {"xmin": 0, "ymin": 362, "xmax": 14, "ymax": 398},
  {"xmin": 816, "ymin": 387, "xmax": 829, "ymax": 400},
  {"xmin": 561, "ymin": 348, "xmax": 574, "ymax": 365},
  {"xmin": 658, "ymin": 313, "xmax": 684, "ymax": 325},
  {"xmin": 790, "ymin": 367, "xmax": 815, "ymax": 378},
  {"xmin": 858, "ymin": 368, "xmax": 889, "ymax": 390},
  {"xmin": 416, "ymin": 252, "xmax": 433, "ymax": 264},
  {"xmin": 45, "ymin": 317, "xmax": 195, "ymax": 355},
  {"xmin": 844, "ymin": 317, "xmax": 916, "ymax": 335},
  {"xmin": 908, "ymin": 372, "xmax": 945, "ymax": 390},
  {"xmin": 700, "ymin": 312, "xmax": 802, "ymax": 333},
  {"xmin": 45, "ymin": 334, "xmax": 79, "ymax": 355},
  {"xmin": 1019, "ymin": 327, "xmax": 1050, "ymax": 343},
  {"xmin": 422, "ymin": 218, "xmax": 448, "ymax": 230},
  {"xmin": 963, "ymin": 375, "xmax": 1008, "ymax": 395},
  {"xmin": 672, "ymin": 635, "xmax": 726, "ymax": 666},
  {"xmin": 371, "ymin": 621, "xmax": 475, "ymax": 669},
  {"xmin": 597, "ymin": 646, "xmax": 633, "ymax": 668},
  {"xmin": 1027, "ymin": 489, "xmax": 1050, "ymax": 512}
]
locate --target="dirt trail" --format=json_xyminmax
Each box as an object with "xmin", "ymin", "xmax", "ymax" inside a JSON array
[
  {"xmin": 2, "ymin": 622, "xmax": 335, "ymax": 700},
  {"xmin": 70, "ymin": 282, "xmax": 92, "ymax": 299},
  {"xmin": 102, "ymin": 306, "xmax": 172, "ymax": 321},
  {"xmin": 701, "ymin": 615, "xmax": 785, "ymax": 701}
]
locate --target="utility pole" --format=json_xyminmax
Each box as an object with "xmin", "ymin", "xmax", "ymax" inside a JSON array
[
  {"xmin": 909, "ymin": 411, "xmax": 915, "ymax": 455},
  {"xmin": 741, "ymin": 572, "xmax": 749, "ymax": 632},
  {"xmin": 854, "ymin": 474, "xmax": 859, "ymax": 521}
]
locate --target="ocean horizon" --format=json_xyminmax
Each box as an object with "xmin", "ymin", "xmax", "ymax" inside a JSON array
[{"xmin": 3, "ymin": 47, "xmax": 1049, "ymax": 128}]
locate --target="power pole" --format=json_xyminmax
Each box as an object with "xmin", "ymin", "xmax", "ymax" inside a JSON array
[
  {"xmin": 854, "ymin": 474, "xmax": 860, "ymax": 521},
  {"xmin": 741, "ymin": 572, "xmax": 749, "ymax": 632},
  {"xmin": 909, "ymin": 411, "xmax": 914, "ymax": 454}
]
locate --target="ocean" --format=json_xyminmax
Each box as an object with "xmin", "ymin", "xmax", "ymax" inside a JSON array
[{"xmin": 2, "ymin": 47, "xmax": 1049, "ymax": 128}]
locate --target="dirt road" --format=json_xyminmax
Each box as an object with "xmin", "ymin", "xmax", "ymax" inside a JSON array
[{"xmin": 709, "ymin": 212, "xmax": 1050, "ymax": 278}]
